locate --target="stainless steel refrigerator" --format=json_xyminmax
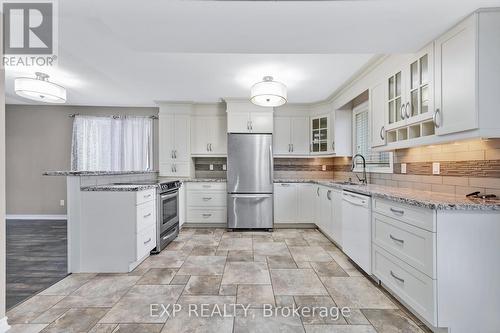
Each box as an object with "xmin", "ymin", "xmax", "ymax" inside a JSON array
[{"xmin": 227, "ymin": 133, "xmax": 273, "ymax": 229}]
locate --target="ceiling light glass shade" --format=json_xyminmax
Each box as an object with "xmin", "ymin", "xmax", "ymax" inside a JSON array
[
  {"xmin": 15, "ymin": 72, "xmax": 67, "ymax": 103},
  {"xmin": 250, "ymin": 76, "xmax": 287, "ymax": 107}
]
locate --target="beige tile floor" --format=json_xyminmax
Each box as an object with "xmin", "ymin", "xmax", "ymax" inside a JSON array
[{"xmin": 6, "ymin": 228, "xmax": 431, "ymax": 333}]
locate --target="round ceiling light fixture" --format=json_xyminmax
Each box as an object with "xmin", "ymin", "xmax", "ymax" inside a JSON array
[
  {"xmin": 250, "ymin": 76, "xmax": 287, "ymax": 107},
  {"xmin": 15, "ymin": 72, "xmax": 67, "ymax": 103}
]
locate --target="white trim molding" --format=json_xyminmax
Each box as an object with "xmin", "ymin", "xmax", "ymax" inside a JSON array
[
  {"xmin": 0, "ymin": 317, "xmax": 10, "ymax": 333},
  {"xmin": 6, "ymin": 214, "xmax": 67, "ymax": 220}
]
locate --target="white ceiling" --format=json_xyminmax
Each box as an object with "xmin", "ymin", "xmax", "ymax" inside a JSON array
[{"xmin": 5, "ymin": 0, "xmax": 500, "ymax": 107}]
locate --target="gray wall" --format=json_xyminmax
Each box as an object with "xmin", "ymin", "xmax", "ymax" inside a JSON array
[{"xmin": 6, "ymin": 105, "xmax": 159, "ymax": 215}]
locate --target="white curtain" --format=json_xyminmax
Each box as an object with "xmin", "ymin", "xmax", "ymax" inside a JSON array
[{"xmin": 71, "ymin": 115, "xmax": 153, "ymax": 171}]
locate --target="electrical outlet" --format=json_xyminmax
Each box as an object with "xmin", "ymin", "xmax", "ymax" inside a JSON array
[
  {"xmin": 222, "ymin": 164, "xmax": 227, "ymax": 171},
  {"xmin": 322, "ymin": 165, "xmax": 327, "ymax": 171},
  {"xmin": 209, "ymin": 164, "xmax": 214, "ymax": 171},
  {"xmin": 401, "ymin": 163, "xmax": 407, "ymax": 174},
  {"xmin": 60, "ymin": 199, "xmax": 65, "ymax": 207},
  {"xmin": 432, "ymin": 162, "xmax": 440, "ymax": 175}
]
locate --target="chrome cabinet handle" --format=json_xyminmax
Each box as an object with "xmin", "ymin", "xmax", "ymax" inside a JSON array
[
  {"xmin": 390, "ymin": 270, "xmax": 405, "ymax": 283},
  {"xmin": 250, "ymin": 121, "xmax": 253, "ymax": 130},
  {"xmin": 144, "ymin": 238, "xmax": 152, "ymax": 245},
  {"xmin": 390, "ymin": 234, "xmax": 404, "ymax": 244},
  {"xmin": 171, "ymin": 150, "xmax": 174, "ymax": 159},
  {"xmin": 143, "ymin": 213, "xmax": 152, "ymax": 218},
  {"xmin": 405, "ymin": 102, "xmax": 410, "ymax": 118},
  {"xmin": 280, "ymin": 183, "xmax": 290, "ymax": 187},
  {"xmin": 380, "ymin": 126, "xmax": 385, "ymax": 140},
  {"xmin": 202, "ymin": 197, "xmax": 212, "ymax": 201},
  {"xmin": 400, "ymin": 104, "xmax": 406, "ymax": 120},
  {"xmin": 317, "ymin": 187, "xmax": 320, "ymax": 196},
  {"xmin": 202, "ymin": 213, "xmax": 212, "ymax": 218},
  {"xmin": 327, "ymin": 190, "xmax": 332, "ymax": 200},
  {"xmin": 390, "ymin": 207, "xmax": 404, "ymax": 215},
  {"xmin": 207, "ymin": 143, "xmax": 210, "ymax": 152},
  {"xmin": 247, "ymin": 121, "xmax": 250, "ymax": 130},
  {"xmin": 291, "ymin": 144, "xmax": 294, "ymax": 152},
  {"xmin": 210, "ymin": 143, "xmax": 213, "ymax": 151},
  {"xmin": 331, "ymin": 141, "xmax": 334, "ymax": 151},
  {"xmin": 433, "ymin": 108, "xmax": 441, "ymax": 128},
  {"xmin": 288, "ymin": 144, "xmax": 291, "ymax": 153}
]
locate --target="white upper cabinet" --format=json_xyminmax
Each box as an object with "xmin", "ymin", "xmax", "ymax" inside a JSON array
[
  {"xmin": 191, "ymin": 116, "xmax": 227, "ymax": 156},
  {"xmin": 226, "ymin": 100, "xmax": 274, "ymax": 134},
  {"xmin": 405, "ymin": 45, "xmax": 434, "ymax": 125},
  {"xmin": 370, "ymin": 81, "xmax": 387, "ymax": 148},
  {"xmin": 310, "ymin": 114, "xmax": 331, "ymax": 154},
  {"xmin": 435, "ymin": 14, "xmax": 477, "ymax": 136},
  {"xmin": 273, "ymin": 116, "xmax": 309, "ymax": 155},
  {"xmin": 158, "ymin": 105, "xmax": 193, "ymax": 177}
]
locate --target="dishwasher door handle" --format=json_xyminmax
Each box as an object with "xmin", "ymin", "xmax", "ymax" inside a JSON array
[{"xmin": 342, "ymin": 193, "xmax": 368, "ymax": 207}]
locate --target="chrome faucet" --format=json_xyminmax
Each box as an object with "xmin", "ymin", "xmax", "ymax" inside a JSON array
[{"xmin": 351, "ymin": 154, "xmax": 367, "ymax": 185}]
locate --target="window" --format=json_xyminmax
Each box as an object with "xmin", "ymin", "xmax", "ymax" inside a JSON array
[
  {"xmin": 352, "ymin": 102, "xmax": 393, "ymax": 173},
  {"xmin": 71, "ymin": 115, "xmax": 153, "ymax": 171}
]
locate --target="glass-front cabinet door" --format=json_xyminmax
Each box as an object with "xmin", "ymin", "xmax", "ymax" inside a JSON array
[
  {"xmin": 310, "ymin": 115, "xmax": 329, "ymax": 153},
  {"xmin": 386, "ymin": 70, "xmax": 404, "ymax": 129},
  {"xmin": 406, "ymin": 45, "xmax": 434, "ymax": 124}
]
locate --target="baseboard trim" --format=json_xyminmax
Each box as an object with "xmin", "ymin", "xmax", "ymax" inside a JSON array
[
  {"xmin": 0, "ymin": 316, "xmax": 10, "ymax": 333},
  {"xmin": 6, "ymin": 214, "xmax": 68, "ymax": 220}
]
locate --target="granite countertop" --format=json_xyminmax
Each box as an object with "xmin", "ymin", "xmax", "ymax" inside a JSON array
[
  {"xmin": 181, "ymin": 178, "xmax": 227, "ymax": 182},
  {"xmin": 81, "ymin": 184, "xmax": 158, "ymax": 192},
  {"xmin": 274, "ymin": 179, "xmax": 500, "ymax": 211},
  {"xmin": 44, "ymin": 170, "xmax": 158, "ymax": 176}
]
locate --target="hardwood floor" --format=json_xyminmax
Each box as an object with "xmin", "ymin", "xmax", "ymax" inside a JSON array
[{"xmin": 6, "ymin": 219, "xmax": 68, "ymax": 310}]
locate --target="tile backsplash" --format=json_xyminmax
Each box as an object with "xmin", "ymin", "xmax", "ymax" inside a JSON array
[
  {"xmin": 194, "ymin": 157, "xmax": 335, "ymax": 180},
  {"xmin": 195, "ymin": 138, "xmax": 500, "ymax": 196},
  {"xmin": 334, "ymin": 138, "xmax": 500, "ymax": 196}
]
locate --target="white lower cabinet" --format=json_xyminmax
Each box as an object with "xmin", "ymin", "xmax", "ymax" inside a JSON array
[
  {"xmin": 274, "ymin": 183, "xmax": 314, "ymax": 224},
  {"xmin": 330, "ymin": 189, "xmax": 343, "ymax": 247},
  {"xmin": 79, "ymin": 189, "xmax": 157, "ymax": 273},
  {"xmin": 372, "ymin": 198, "xmax": 437, "ymax": 326},
  {"xmin": 186, "ymin": 182, "xmax": 226, "ymax": 224},
  {"xmin": 372, "ymin": 244, "xmax": 437, "ymax": 325}
]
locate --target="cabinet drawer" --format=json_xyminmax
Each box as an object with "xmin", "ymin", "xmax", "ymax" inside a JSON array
[
  {"xmin": 136, "ymin": 200, "xmax": 156, "ymax": 233},
  {"xmin": 373, "ymin": 212, "xmax": 435, "ymax": 278},
  {"xmin": 136, "ymin": 224, "xmax": 156, "ymax": 261},
  {"xmin": 187, "ymin": 208, "xmax": 226, "ymax": 223},
  {"xmin": 187, "ymin": 192, "xmax": 226, "ymax": 207},
  {"xmin": 373, "ymin": 244, "xmax": 437, "ymax": 326},
  {"xmin": 372, "ymin": 198, "xmax": 435, "ymax": 232},
  {"xmin": 186, "ymin": 182, "xmax": 226, "ymax": 191},
  {"xmin": 136, "ymin": 189, "xmax": 156, "ymax": 205}
]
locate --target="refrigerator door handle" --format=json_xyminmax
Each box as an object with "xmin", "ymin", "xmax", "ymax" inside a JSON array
[
  {"xmin": 231, "ymin": 194, "xmax": 273, "ymax": 198},
  {"xmin": 269, "ymin": 145, "xmax": 273, "ymax": 185}
]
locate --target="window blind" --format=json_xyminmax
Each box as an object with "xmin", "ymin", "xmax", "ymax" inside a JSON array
[{"xmin": 355, "ymin": 111, "xmax": 390, "ymax": 166}]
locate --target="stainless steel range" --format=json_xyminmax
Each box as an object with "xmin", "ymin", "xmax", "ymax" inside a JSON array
[{"xmin": 153, "ymin": 180, "xmax": 181, "ymax": 254}]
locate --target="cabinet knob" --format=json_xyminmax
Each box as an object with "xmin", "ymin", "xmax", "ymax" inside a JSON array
[
  {"xmin": 405, "ymin": 102, "xmax": 411, "ymax": 118},
  {"xmin": 400, "ymin": 104, "xmax": 406, "ymax": 120},
  {"xmin": 380, "ymin": 126, "xmax": 385, "ymax": 140}
]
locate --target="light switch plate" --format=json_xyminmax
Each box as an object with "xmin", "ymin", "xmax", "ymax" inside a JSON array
[
  {"xmin": 401, "ymin": 163, "xmax": 407, "ymax": 174},
  {"xmin": 209, "ymin": 164, "xmax": 214, "ymax": 171},
  {"xmin": 60, "ymin": 199, "xmax": 65, "ymax": 207},
  {"xmin": 322, "ymin": 165, "xmax": 327, "ymax": 171},
  {"xmin": 432, "ymin": 162, "xmax": 440, "ymax": 175},
  {"xmin": 222, "ymin": 164, "xmax": 227, "ymax": 171}
]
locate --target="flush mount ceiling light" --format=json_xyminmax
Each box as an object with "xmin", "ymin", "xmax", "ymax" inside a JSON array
[
  {"xmin": 15, "ymin": 72, "xmax": 67, "ymax": 103},
  {"xmin": 250, "ymin": 76, "xmax": 287, "ymax": 107}
]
